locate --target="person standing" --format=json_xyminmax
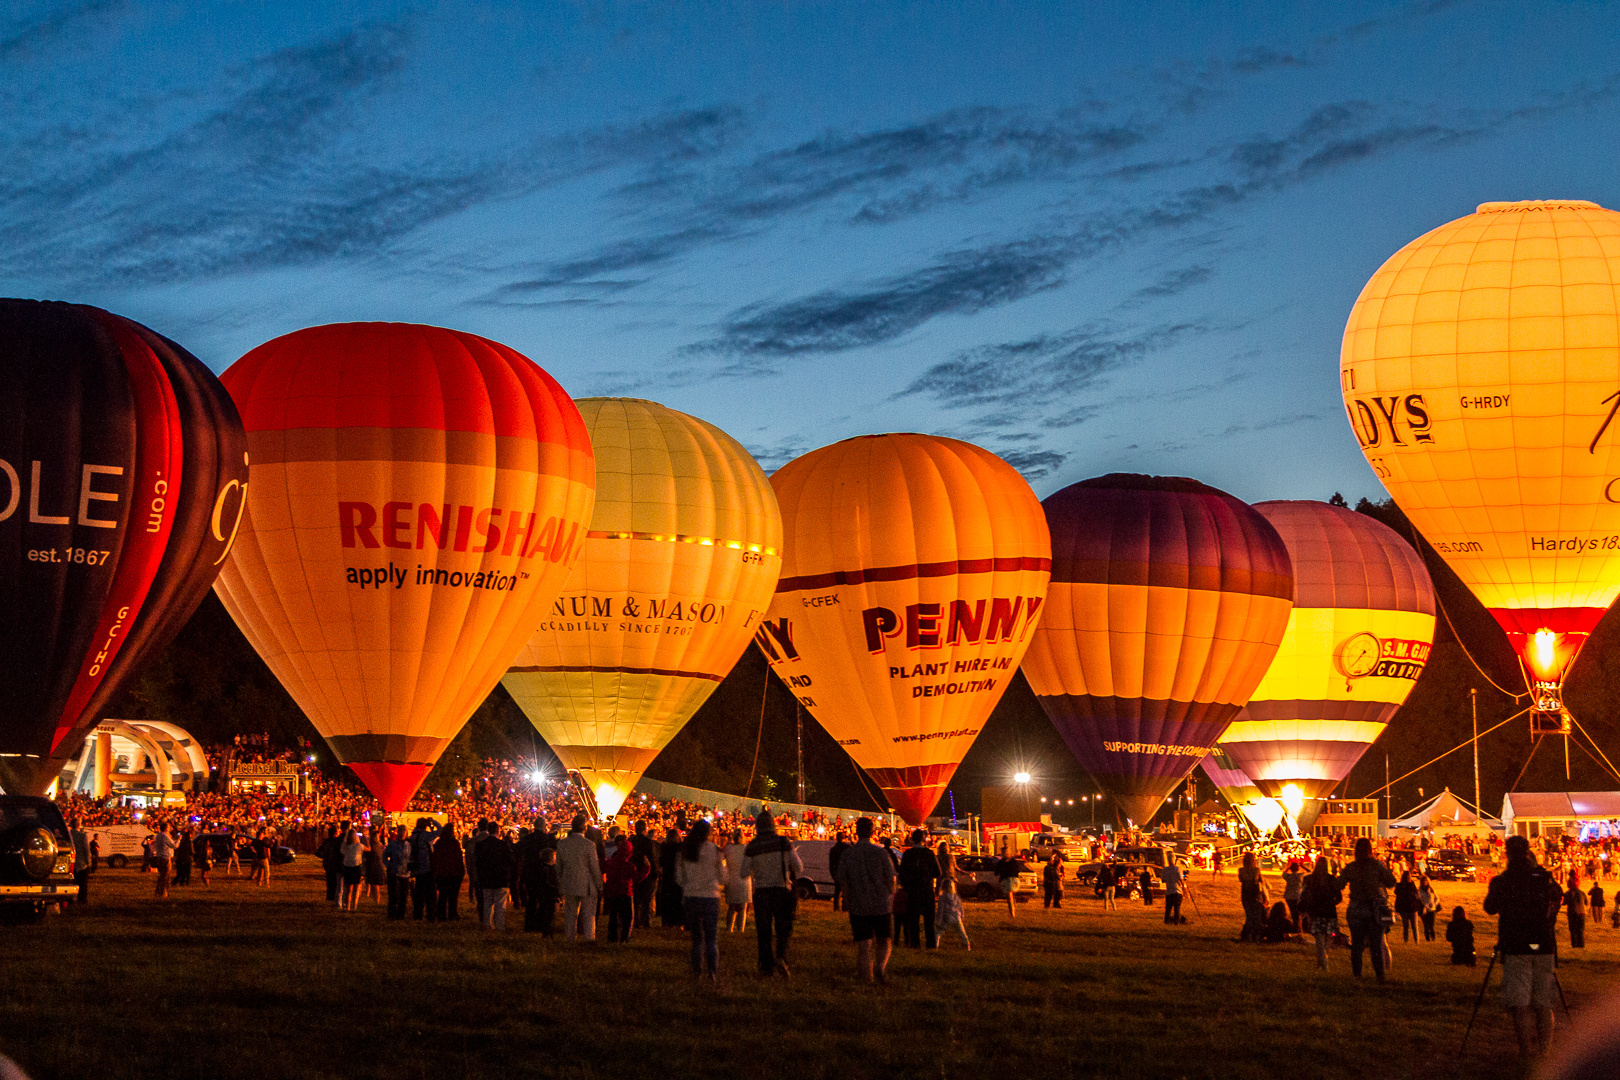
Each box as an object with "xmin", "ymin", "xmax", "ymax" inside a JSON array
[
  {"xmin": 1589, "ymin": 878, "xmax": 1606, "ymax": 930},
  {"xmin": 174, "ymin": 828, "xmax": 193, "ymax": 887},
  {"xmin": 1301, "ymin": 855, "xmax": 1341, "ymax": 969},
  {"xmin": 475, "ymin": 825, "xmax": 513, "ymax": 931},
  {"xmin": 1160, "ymin": 859, "xmax": 1186, "ymax": 925},
  {"xmin": 835, "ymin": 817, "xmax": 897, "ymax": 985},
  {"xmin": 409, "ymin": 819, "xmax": 439, "ymax": 921},
  {"xmin": 464, "ymin": 820, "xmax": 485, "ymax": 916},
  {"xmin": 937, "ymin": 876, "xmax": 970, "ymax": 949},
  {"xmin": 1337, "ymin": 837, "xmax": 1397, "ymax": 982},
  {"xmin": 362, "ymin": 827, "xmax": 385, "ymax": 904},
  {"xmin": 151, "ymin": 824, "xmax": 176, "ymax": 899},
  {"xmin": 1237, "ymin": 853, "xmax": 1266, "ymax": 941},
  {"xmin": 723, "ymin": 830, "xmax": 752, "ymax": 933},
  {"xmin": 316, "ymin": 824, "xmax": 343, "ymax": 904},
  {"xmin": 1097, "ymin": 861, "xmax": 1117, "ymax": 912},
  {"xmin": 1417, "ymin": 875, "xmax": 1440, "ymax": 941},
  {"xmin": 676, "ymin": 819, "xmax": 726, "ymax": 979},
  {"xmin": 339, "ymin": 825, "xmax": 367, "ymax": 912},
  {"xmin": 1483, "ymin": 834, "xmax": 1564, "ymax": 1059},
  {"xmin": 631, "ymin": 820, "xmax": 659, "ymax": 930},
  {"xmin": 557, "ymin": 813, "xmax": 602, "ymax": 942},
  {"xmin": 193, "ymin": 831, "xmax": 212, "ymax": 886},
  {"xmin": 898, "ymin": 830, "xmax": 941, "ymax": 948},
  {"xmin": 1281, "ymin": 860, "xmax": 1305, "ymax": 931},
  {"xmin": 1042, "ymin": 854, "xmax": 1063, "ymax": 909},
  {"xmin": 829, "ymin": 833, "xmax": 849, "ymax": 912},
  {"xmin": 384, "ymin": 825, "xmax": 410, "ymax": 920},
  {"xmin": 603, "ymin": 839, "xmax": 648, "ymax": 943},
  {"xmin": 1394, "ymin": 870, "xmax": 1419, "ymax": 942},
  {"xmin": 657, "ymin": 827, "xmax": 684, "ymax": 928},
  {"xmin": 1564, "ymin": 871, "xmax": 1587, "ymax": 949},
  {"xmin": 741, "ymin": 809, "xmax": 803, "ymax": 977},
  {"xmin": 527, "ymin": 849, "xmax": 560, "ymax": 936},
  {"xmin": 70, "ymin": 818, "xmax": 91, "ymax": 906},
  {"xmin": 433, "ymin": 822, "xmax": 465, "ymax": 920}
]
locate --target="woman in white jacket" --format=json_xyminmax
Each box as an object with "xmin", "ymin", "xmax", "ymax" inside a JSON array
[
  {"xmin": 724, "ymin": 830, "xmax": 752, "ymax": 932},
  {"xmin": 676, "ymin": 819, "xmax": 726, "ymax": 978}
]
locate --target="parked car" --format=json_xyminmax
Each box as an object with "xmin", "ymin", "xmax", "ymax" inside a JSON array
[
  {"xmin": 953, "ymin": 853, "xmax": 1038, "ymax": 901},
  {"xmin": 0, "ymin": 796, "xmax": 78, "ymax": 919},
  {"xmin": 1423, "ymin": 848, "xmax": 1477, "ymax": 881}
]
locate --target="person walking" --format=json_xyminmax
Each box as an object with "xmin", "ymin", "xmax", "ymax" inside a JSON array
[
  {"xmin": 1394, "ymin": 870, "xmax": 1419, "ymax": 942},
  {"xmin": 835, "ymin": 817, "xmax": 897, "ymax": 985},
  {"xmin": 898, "ymin": 829, "xmax": 941, "ymax": 948},
  {"xmin": 937, "ymin": 876, "xmax": 970, "ymax": 949},
  {"xmin": 475, "ymin": 825, "xmax": 513, "ymax": 931},
  {"xmin": 433, "ymin": 822, "xmax": 465, "ymax": 920},
  {"xmin": 630, "ymin": 820, "xmax": 659, "ymax": 930},
  {"xmin": 339, "ymin": 825, "xmax": 367, "ymax": 912},
  {"xmin": 997, "ymin": 851, "xmax": 1027, "ymax": 918},
  {"xmin": 603, "ymin": 838, "xmax": 649, "ymax": 943},
  {"xmin": 316, "ymin": 825, "xmax": 343, "ymax": 904},
  {"xmin": 384, "ymin": 825, "xmax": 410, "ymax": 920},
  {"xmin": 676, "ymin": 819, "xmax": 725, "ymax": 979},
  {"xmin": 1042, "ymin": 854, "xmax": 1063, "ymax": 909},
  {"xmin": 1417, "ymin": 875, "xmax": 1439, "ymax": 941},
  {"xmin": 192, "ymin": 831, "xmax": 212, "ymax": 887},
  {"xmin": 1337, "ymin": 837, "xmax": 1397, "ymax": 982},
  {"xmin": 1098, "ymin": 861, "xmax": 1118, "ymax": 912},
  {"xmin": 1160, "ymin": 858, "xmax": 1186, "ymax": 925},
  {"xmin": 1564, "ymin": 871, "xmax": 1587, "ymax": 949},
  {"xmin": 1301, "ymin": 855, "xmax": 1342, "ymax": 969},
  {"xmin": 657, "ymin": 827, "xmax": 684, "ymax": 928},
  {"xmin": 1483, "ymin": 834, "xmax": 1564, "ymax": 1059},
  {"xmin": 741, "ymin": 809, "xmax": 802, "ymax": 977},
  {"xmin": 723, "ymin": 830, "xmax": 752, "ymax": 933},
  {"xmin": 151, "ymin": 824, "xmax": 176, "ymax": 899},
  {"xmin": 557, "ymin": 813, "xmax": 602, "ymax": 942}
]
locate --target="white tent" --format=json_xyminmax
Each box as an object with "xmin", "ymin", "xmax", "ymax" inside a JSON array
[
  {"xmin": 1501, "ymin": 791, "xmax": 1620, "ymax": 839},
  {"xmin": 1388, "ymin": 788, "xmax": 1501, "ymax": 834}
]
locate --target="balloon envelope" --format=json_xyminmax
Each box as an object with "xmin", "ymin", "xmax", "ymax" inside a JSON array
[
  {"xmin": 1198, "ymin": 750, "xmax": 1285, "ymax": 835},
  {"xmin": 1341, "ymin": 199, "xmax": 1620, "ymax": 698},
  {"xmin": 1217, "ymin": 501, "xmax": 1436, "ymax": 799},
  {"xmin": 1021, "ymin": 474, "xmax": 1294, "ymax": 827},
  {"xmin": 760, "ymin": 434, "xmax": 1051, "ymax": 825},
  {"xmin": 0, "ymin": 300, "xmax": 247, "ymax": 794},
  {"xmin": 503, "ymin": 398, "xmax": 782, "ymax": 816},
  {"xmin": 213, "ymin": 323, "xmax": 596, "ymax": 809}
]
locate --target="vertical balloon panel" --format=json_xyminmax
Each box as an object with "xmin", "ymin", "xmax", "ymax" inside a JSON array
[
  {"xmin": 214, "ymin": 324, "xmax": 595, "ymax": 810},
  {"xmin": 505, "ymin": 398, "xmax": 783, "ymax": 816}
]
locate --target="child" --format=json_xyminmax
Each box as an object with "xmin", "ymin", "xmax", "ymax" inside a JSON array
[
  {"xmin": 936, "ymin": 877, "xmax": 970, "ymax": 950},
  {"xmin": 1445, "ymin": 905, "xmax": 1475, "ymax": 966}
]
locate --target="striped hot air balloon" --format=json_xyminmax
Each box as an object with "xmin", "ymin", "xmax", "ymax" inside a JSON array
[
  {"xmin": 760, "ymin": 434, "xmax": 1051, "ymax": 825},
  {"xmin": 503, "ymin": 398, "xmax": 782, "ymax": 816},
  {"xmin": 0, "ymin": 300, "xmax": 247, "ymax": 795},
  {"xmin": 1216, "ymin": 501, "xmax": 1435, "ymax": 800},
  {"xmin": 1341, "ymin": 199, "xmax": 1620, "ymax": 721},
  {"xmin": 213, "ymin": 323, "xmax": 596, "ymax": 810},
  {"xmin": 1022, "ymin": 475, "xmax": 1294, "ymax": 827}
]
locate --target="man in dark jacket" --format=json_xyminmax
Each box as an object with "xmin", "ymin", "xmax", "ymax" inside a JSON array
[
  {"xmin": 630, "ymin": 820, "xmax": 660, "ymax": 929},
  {"xmin": 897, "ymin": 830, "xmax": 941, "ymax": 948},
  {"xmin": 829, "ymin": 834, "xmax": 849, "ymax": 911},
  {"xmin": 316, "ymin": 825, "xmax": 343, "ymax": 904},
  {"xmin": 1337, "ymin": 837, "xmax": 1397, "ymax": 981},
  {"xmin": 1484, "ymin": 834, "xmax": 1564, "ymax": 1058},
  {"xmin": 475, "ymin": 826, "xmax": 515, "ymax": 931},
  {"xmin": 432, "ymin": 824, "xmax": 466, "ymax": 920},
  {"xmin": 409, "ymin": 819, "xmax": 439, "ymax": 921}
]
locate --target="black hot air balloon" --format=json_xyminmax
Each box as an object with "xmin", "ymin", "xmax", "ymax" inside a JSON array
[{"xmin": 0, "ymin": 301, "xmax": 248, "ymax": 794}]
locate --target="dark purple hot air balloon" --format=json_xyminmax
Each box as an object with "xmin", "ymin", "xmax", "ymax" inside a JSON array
[{"xmin": 1020, "ymin": 474, "xmax": 1294, "ymax": 826}]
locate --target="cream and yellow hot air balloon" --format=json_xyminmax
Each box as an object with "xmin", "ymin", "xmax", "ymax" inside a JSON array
[
  {"xmin": 502, "ymin": 398, "xmax": 781, "ymax": 816},
  {"xmin": 213, "ymin": 323, "xmax": 596, "ymax": 809},
  {"xmin": 759, "ymin": 434, "xmax": 1051, "ymax": 825},
  {"xmin": 1216, "ymin": 501, "xmax": 1435, "ymax": 800},
  {"xmin": 1342, "ymin": 199, "xmax": 1620, "ymax": 721}
]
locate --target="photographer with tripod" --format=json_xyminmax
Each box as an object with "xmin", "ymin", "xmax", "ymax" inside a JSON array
[{"xmin": 1482, "ymin": 834, "xmax": 1566, "ymax": 1059}]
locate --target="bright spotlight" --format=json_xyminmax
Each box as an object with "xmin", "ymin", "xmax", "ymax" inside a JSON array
[
  {"xmin": 1280, "ymin": 783, "xmax": 1305, "ymax": 819},
  {"xmin": 1014, "ymin": 771, "xmax": 1031, "ymax": 784},
  {"xmin": 530, "ymin": 770, "xmax": 546, "ymax": 785}
]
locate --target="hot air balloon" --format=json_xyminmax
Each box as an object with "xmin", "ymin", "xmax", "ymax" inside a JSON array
[
  {"xmin": 212, "ymin": 323, "xmax": 595, "ymax": 810},
  {"xmin": 1199, "ymin": 750, "xmax": 1285, "ymax": 835},
  {"xmin": 759, "ymin": 434, "xmax": 1050, "ymax": 825},
  {"xmin": 1342, "ymin": 199, "xmax": 1620, "ymax": 728},
  {"xmin": 503, "ymin": 398, "xmax": 782, "ymax": 816},
  {"xmin": 1216, "ymin": 501, "xmax": 1436, "ymax": 801},
  {"xmin": 1021, "ymin": 475, "xmax": 1294, "ymax": 827},
  {"xmin": 0, "ymin": 300, "xmax": 248, "ymax": 795}
]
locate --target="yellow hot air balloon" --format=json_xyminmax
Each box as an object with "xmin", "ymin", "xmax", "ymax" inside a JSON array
[
  {"xmin": 503, "ymin": 398, "xmax": 782, "ymax": 816},
  {"xmin": 1342, "ymin": 199, "xmax": 1620, "ymax": 721},
  {"xmin": 758, "ymin": 434, "xmax": 1051, "ymax": 825},
  {"xmin": 213, "ymin": 323, "xmax": 596, "ymax": 809},
  {"xmin": 1216, "ymin": 501, "xmax": 1436, "ymax": 800}
]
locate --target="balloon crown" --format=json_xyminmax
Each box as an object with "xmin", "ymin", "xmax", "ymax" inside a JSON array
[
  {"xmin": 1072, "ymin": 472, "xmax": 1230, "ymax": 497},
  {"xmin": 1475, "ymin": 199, "xmax": 1602, "ymax": 214}
]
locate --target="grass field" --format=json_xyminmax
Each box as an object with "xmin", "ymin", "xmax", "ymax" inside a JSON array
[{"xmin": 0, "ymin": 860, "xmax": 1612, "ymax": 1080}]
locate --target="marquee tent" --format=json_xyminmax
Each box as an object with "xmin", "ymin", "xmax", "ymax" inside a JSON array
[
  {"xmin": 1501, "ymin": 791, "xmax": 1620, "ymax": 840},
  {"xmin": 1388, "ymin": 788, "xmax": 1500, "ymax": 836}
]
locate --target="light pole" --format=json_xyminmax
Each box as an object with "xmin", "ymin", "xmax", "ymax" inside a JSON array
[{"xmin": 1471, "ymin": 687, "xmax": 1481, "ymax": 815}]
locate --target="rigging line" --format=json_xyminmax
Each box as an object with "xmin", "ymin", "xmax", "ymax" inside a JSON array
[
  {"xmin": 1568, "ymin": 731, "xmax": 1620, "ymax": 787},
  {"xmin": 745, "ymin": 660, "xmax": 769, "ymax": 801},
  {"xmin": 1363, "ymin": 708, "xmax": 1529, "ymax": 798},
  {"xmin": 1508, "ymin": 734, "xmax": 1544, "ymax": 793},
  {"xmin": 1566, "ymin": 711, "xmax": 1620, "ymax": 785},
  {"xmin": 1401, "ymin": 518, "xmax": 1527, "ymax": 701},
  {"xmin": 849, "ymin": 752, "xmax": 890, "ymax": 815}
]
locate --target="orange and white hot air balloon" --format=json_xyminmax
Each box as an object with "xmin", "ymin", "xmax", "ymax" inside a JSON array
[
  {"xmin": 212, "ymin": 323, "xmax": 596, "ymax": 809},
  {"xmin": 503, "ymin": 398, "xmax": 782, "ymax": 816},
  {"xmin": 758, "ymin": 434, "xmax": 1051, "ymax": 825},
  {"xmin": 1342, "ymin": 199, "xmax": 1620, "ymax": 723}
]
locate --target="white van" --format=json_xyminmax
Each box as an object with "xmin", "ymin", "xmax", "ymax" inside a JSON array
[
  {"xmin": 792, "ymin": 838, "xmax": 836, "ymax": 899},
  {"xmin": 89, "ymin": 824, "xmax": 152, "ymax": 869}
]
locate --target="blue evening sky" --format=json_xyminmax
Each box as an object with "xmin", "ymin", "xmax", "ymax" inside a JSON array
[{"xmin": 5, "ymin": 1, "xmax": 1618, "ymax": 502}]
